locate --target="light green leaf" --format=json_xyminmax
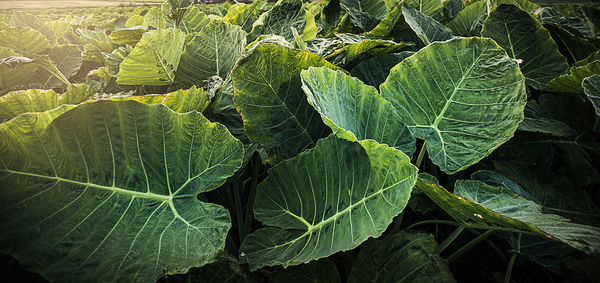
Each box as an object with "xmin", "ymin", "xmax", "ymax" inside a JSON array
[
  {"xmin": 270, "ymin": 258, "xmax": 341, "ymax": 283},
  {"xmin": 77, "ymin": 28, "xmax": 116, "ymax": 54},
  {"xmin": 36, "ymin": 44, "xmax": 83, "ymax": 88},
  {"xmin": 380, "ymin": 37, "xmax": 526, "ymax": 174},
  {"xmin": 0, "ymin": 101, "xmax": 244, "ymax": 282},
  {"xmin": 0, "ymin": 27, "xmax": 50, "ymax": 57},
  {"xmin": 240, "ymin": 135, "xmax": 418, "ymax": 270},
  {"xmin": 547, "ymin": 58, "xmax": 600, "ymax": 93},
  {"xmin": 224, "ymin": 1, "xmax": 267, "ymax": 32},
  {"xmin": 0, "ymin": 46, "xmax": 18, "ymax": 58},
  {"xmin": 481, "ymin": 4, "xmax": 568, "ymax": 89},
  {"xmin": 126, "ymin": 15, "xmax": 146, "ymax": 28},
  {"xmin": 179, "ymin": 6, "xmax": 210, "ymax": 33},
  {"xmin": 232, "ymin": 43, "xmax": 337, "ymax": 163},
  {"xmin": 247, "ymin": 0, "xmax": 306, "ymax": 43},
  {"xmin": 175, "ymin": 16, "xmax": 245, "ymax": 88},
  {"xmin": 402, "ymin": 4, "xmax": 453, "ymax": 45},
  {"xmin": 0, "ymin": 84, "xmax": 93, "ymax": 122},
  {"xmin": 583, "ymin": 75, "xmax": 600, "ymax": 117},
  {"xmin": 416, "ymin": 178, "xmax": 600, "ymax": 254},
  {"xmin": 9, "ymin": 11, "xmax": 57, "ymax": 46},
  {"xmin": 340, "ymin": 0, "xmax": 387, "ymax": 31},
  {"xmin": 327, "ymin": 33, "xmax": 412, "ymax": 65},
  {"xmin": 117, "ymin": 28, "xmax": 186, "ymax": 86},
  {"xmin": 366, "ymin": 3, "xmax": 403, "ymax": 37},
  {"xmin": 144, "ymin": 6, "xmax": 170, "ymax": 30},
  {"xmin": 301, "ymin": 67, "xmax": 415, "ymax": 156},
  {"xmin": 348, "ymin": 231, "xmax": 456, "ymax": 283},
  {"xmin": 446, "ymin": 0, "xmax": 486, "ymax": 36},
  {"xmin": 110, "ymin": 26, "xmax": 146, "ymax": 46},
  {"xmin": 304, "ymin": 38, "xmax": 342, "ymax": 57},
  {"xmin": 350, "ymin": 52, "xmax": 414, "ymax": 89}
]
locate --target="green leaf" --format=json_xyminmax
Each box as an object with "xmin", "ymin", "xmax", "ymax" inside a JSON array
[
  {"xmin": 270, "ymin": 258, "xmax": 341, "ymax": 283},
  {"xmin": 179, "ymin": 6, "xmax": 210, "ymax": 33},
  {"xmin": 117, "ymin": 28, "xmax": 186, "ymax": 86},
  {"xmin": 583, "ymin": 75, "xmax": 600, "ymax": 117},
  {"xmin": 470, "ymin": 170, "xmax": 538, "ymax": 202},
  {"xmin": 402, "ymin": 4, "xmax": 453, "ymax": 45},
  {"xmin": 232, "ymin": 43, "xmax": 337, "ymax": 163},
  {"xmin": 415, "ymin": 178, "xmax": 600, "ymax": 254},
  {"xmin": 247, "ymin": 0, "xmax": 306, "ymax": 43},
  {"xmin": 0, "ymin": 101, "xmax": 244, "ymax": 282},
  {"xmin": 301, "ymin": 67, "xmax": 415, "ymax": 156},
  {"xmin": 77, "ymin": 28, "xmax": 116, "ymax": 54},
  {"xmin": 0, "ymin": 58, "xmax": 33, "ymax": 94},
  {"xmin": 144, "ymin": 6, "xmax": 170, "ymax": 30},
  {"xmin": 0, "ymin": 84, "xmax": 93, "ymax": 122},
  {"xmin": 405, "ymin": 0, "xmax": 445, "ymax": 16},
  {"xmin": 175, "ymin": 16, "xmax": 245, "ymax": 88},
  {"xmin": 240, "ymin": 135, "xmax": 418, "ymax": 270},
  {"xmin": 224, "ymin": 0, "xmax": 267, "ymax": 32},
  {"xmin": 92, "ymin": 86, "xmax": 211, "ymax": 114},
  {"xmin": 350, "ymin": 52, "xmax": 414, "ymax": 88},
  {"xmin": 348, "ymin": 231, "xmax": 456, "ymax": 283},
  {"xmin": 481, "ymin": 4, "xmax": 568, "ymax": 89},
  {"xmin": 380, "ymin": 37, "xmax": 526, "ymax": 174},
  {"xmin": 9, "ymin": 11, "xmax": 57, "ymax": 46},
  {"xmin": 547, "ymin": 58, "xmax": 600, "ymax": 93},
  {"xmin": 0, "ymin": 46, "xmax": 18, "ymax": 57},
  {"xmin": 327, "ymin": 33, "xmax": 413, "ymax": 65},
  {"xmin": 0, "ymin": 27, "xmax": 50, "ymax": 57},
  {"xmin": 446, "ymin": 0, "xmax": 486, "ymax": 36},
  {"xmin": 340, "ymin": 0, "xmax": 387, "ymax": 31},
  {"xmin": 110, "ymin": 26, "xmax": 146, "ymax": 46},
  {"xmin": 36, "ymin": 44, "xmax": 83, "ymax": 88},
  {"xmin": 366, "ymin": 3, "xmax": 403, "ymax": 37},
  {"xmin": 518, "ymin": 100, "xmax": 576, "ymax": 137}
]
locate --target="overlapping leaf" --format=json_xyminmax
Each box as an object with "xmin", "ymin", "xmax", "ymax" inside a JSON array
[
  {"xmin": 583, "ymin": 75, "xmax": 600, "ymax": 117},
  {"xmin": 240, "ymin": 135, "xmax": 418, "ymax": 270},
  {"xmin": 0, "ymin": 27, "xmax": 50, "ymax": 56},
  {"xmin": 0, "ymin": 101, "xmax": 244, "ymax": 282},
  {"xmin": 247, "ymin": 0, "xmax": 306, "ymax": 43},
  {"xmin": 402, "ymin": 4, "xmax": 453, "ymax": 45}
]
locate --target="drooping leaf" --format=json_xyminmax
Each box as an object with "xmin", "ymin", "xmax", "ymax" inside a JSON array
[
  {"xmin": 117, "ymin": 28, "xmax": 186, "ymax": 86},
  {"xmin": 446, "ymin": 0, "xmax": 486, "ymax": 36},
  {"xmin": 36, "ymin": 44, "xmax": 83, "ymax": 88},
  {"xmin": 0, "ymin": 27, "xmax": 50, "ymax": 57},
  {"xmin": 415, "ymin": 178, "xmax": 600, "ymax": 254},
  {"xmin": 366, "ymin": 3, "xmax": 403, "ymax": 37},
  {"xmin": 232, "ymin": 43, "xmax": 337, "ymax": 163},
  {"xmin": 350, "ymin": 52, "xmax": 413, "ymax": 88},
  {"xmin": 304, "ymin": 38, "xmax": 342, "ymax": 57},
  {"xmin": 224, "ymin": 0, "xmax": 267, "ymax": 32},
  {"xmin": 0, "ymin": 101, "xmax": 244, "ymax": 282},
  {"xmin": 547, "ymin": 56, "xmax": 600, "ymax": 93},
  {"xmin": 470, "ymin": 170, "xmax": 538, "ymax": 202},
  {"xmin": 1, "ymin": 55, "xmax": 71, "ymax": 87},
  {"xmin": 380, "ymin": 37, "xmax": 526, "ymax": 174},
  {"xmin": 175, "ymin": 16, "xmax": 245, "ymax": 89},
  {"xmin": 91, "ymin": 86, "xmax": 211, "ymax": 114},
  {"xmin": 583, "ymin": 75, "xmax": 600, "ymax": 117},
  {"xmin": 270, "ymin": 258, "xmax": 341, "ymax": 283},
  {"xmin": 301, "ymin": 67, "xmax": 415, "ymax": 156},
  {"xmin": 348, "ymin": 231, "xmax": 456, "ymax": 283},
  {"xmin": 518, "ymin": 100, "xmax": 576, "ymax": 137},
  {"xmin": 402, "ymin": 4, "xmax": 453, "ymax": 45},
  {"xmin": 481, "ymin": 4, "xmax": 568, "ymax": 89},
  {"xmin": 110, "ymin": 26, "xmax": 146, "ymax": 46},
  {"xmin": 340, "ymin": 0, "xmax": 387, "ymax": 31},
  {"xmin": 0, "ymin": 84, "xmax": 93, "ymax": 122},
  {"xmin": 247, "ymin": 0, "xmax": 306, "ymax": 43},
  {"xmin": 327, "ymin": 33, "xmax": 412, "ymax": 65},
  {"xmin": 240, "ymin": 135, "xmax": 418, "ymax": 270},
  {"xmin": 205, "ymin": 76, "xmax": 248, "ymax": 143},
  {"xmin": 536, "ymin": 7, "xmax": 593, "ymax": 37}
]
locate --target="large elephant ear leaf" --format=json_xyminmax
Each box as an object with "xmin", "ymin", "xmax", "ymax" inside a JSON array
[
  {"xmin": 348, "ymin": 231, "xmax": 456, "ymax": 283},
  {"xmin": 240, "ymin": 135, "xmax": 418, "ymax": 270},
  {"xmin": 232, "ymin": 43, "xmax": 337, "ymax": 163},
  {"xmin": 481, "ymin": 4, "xmax": 568, "ymax": 89},
  {"xmin": 0, "ymin": 27, "xmax": 50, "ymax": 56},
  {"xmin": 415, "ymin": 178, "xmax": 600, "ymax": 254},
  {"xmin": 583, "ymin": 75, "xmax": 600, "ymax": 117},
  {"xmin": 175, "ymin": 15, "xmax": 246, "ymax": 89},
  {"xmin": 380, "ymin": 37, "xmax": 526, "ymax": 174},
  {"xmin": 247, "ymin": 0, "xmax": 306, "ymax": 43},
  {"xmin": 0, "ymin": 101, "xmax": 244, "ymax": 282},
  {"xmin": 301, "ymin": 67, "xmax": 415, "ymax": 156},
  {"xmin": 116, "ymin": 28, "xmax": 186, "ymax": 86},
  {"xmin": 402, "ymin": 4, "xmax": 453, "ymax": 45}
]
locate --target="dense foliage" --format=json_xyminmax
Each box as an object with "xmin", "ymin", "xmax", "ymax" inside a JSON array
[{"xmin": 1, "ymin": 0, "xmax": 600, "ymax": 282}]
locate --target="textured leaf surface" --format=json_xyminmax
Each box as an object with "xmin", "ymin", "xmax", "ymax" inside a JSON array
[
  {"xmin": 350, "ymin": 52, "xmax": 413, "ymax": 88},
  {"xmin": 416, "ymin": 178, "xmax": 600, "ymax": 254},
  {"xmin": 402, "ymin": 5, "xmax": 453, "ymax": 45},
  {"xmin": 327, "ymin": 33, "xmax": 412, "ymax": 65},
  {"xmin": 37, "ymin": 44, "xmax": 83, "ymax": 88},
  {"xmin": 547, "ymin": 58, "xmax": 600, "ymax": 93},
  {"xmin": 117, "ymin": 29, "xmax": 185, "ymax": 86},
  {"xmin": 481, "ymin": 4, "xmax": 568, "ymax": 89},
  {"xmin": 0, "ymin": 101, "xmax": 244, "ymax": 282},
  {"xmin": 583, "ymin": 75, "xmax": 600, "ymax": 117},
  {"xmin": 240, "ymin": 136, "xmax": 418, "ymax": 270},
  {"xmin": 348, "ymin": 231, "xmax": 456, "ymax": 283},
  {"xmin": 232, "ymin": 43, "xmax": 337, "ymax": 163},
  {"xmin": 340, "ymin": 0, "xmax": 387, "ymax": 31},
  {"xmin": 380, "ymin": 37, "xmax": 526, "ymax": 173},
  {"xmin": 110, "ymin": 27, "xmax": 146, "ymax": 46},
  {"xmin": 446, "ymin": 0, "xmax": 486, "ymax": 36},
  {"xmin": 9, "ymin": 11, "xmax": 57, "ymax": 46},
  {"xmin": 247, "ymin": 0, "xmax": 306, "ymax": 43},
  {"xmin": 0, "ymin": 84, "xmax": 93, "ymax": 122},
  {"xmin": 93, "ymin": 86, "xmax": 211, "ymax": 114},
  {"xmin": 301, "ymin": 67, "xmax": 415, "ymax": 156},
  {"xmin": 518, "ymin": 100, "xmax": 576, "ymax": 137},
  {"xmin": 175, "ymin": 16, "xmax": 245, "ymax": 88},
  {"xmin": 0, "ymin": 27, "xmax": 50, "ymax": 56}
]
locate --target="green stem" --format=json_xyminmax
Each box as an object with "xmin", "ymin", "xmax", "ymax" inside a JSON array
[
  {"xmin": 406, "ymin": 219, "xmax": 461, "ymax": 230},
  {"xmin": 436, "ymin": 225, "xmax": 465, "ymax": 254},
  {"xmin": 504, "ymin": 252, "xmax": 518, "ymax": 283},
  {"xmin": 415, "ymin": 141, "xmax": 427, "ymax": 169},
  {"xmin": 447, "ymin": 230, "xmax": 494, "ymax": 262}
]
